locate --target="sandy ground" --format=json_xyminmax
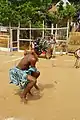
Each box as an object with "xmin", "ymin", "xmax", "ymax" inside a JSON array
[{"xmin": 0, "ymin": 52, "xmax": 80, "ymax": 120}]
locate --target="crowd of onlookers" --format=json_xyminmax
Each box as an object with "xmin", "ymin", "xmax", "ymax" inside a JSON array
[{"xmin": 29, "ymin": 35, "xmax": 67, "ymax": 58}]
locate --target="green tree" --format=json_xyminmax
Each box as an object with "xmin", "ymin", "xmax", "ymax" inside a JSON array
[
  {"xmin": 56, "ymin": 1, "xmax": 76, "ymax": 24},
  {"xmin": 0, "ymin": 0, "xmax": 78, "ymax": 27}
]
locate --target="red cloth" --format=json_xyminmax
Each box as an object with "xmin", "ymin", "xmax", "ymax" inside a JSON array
[{"xmin": 42, "ymin": 51, "xmax": 46, "ymax": 54}]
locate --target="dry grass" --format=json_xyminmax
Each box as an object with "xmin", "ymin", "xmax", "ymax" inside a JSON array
[
  {"xmin": 0, "ymin": 39, "xmax": 8, "ymax": 47},
  {"xmin": 67, "ymin": 45, "xmax": 80, "ymax": 53},
  {"xmin": 67, "ymin": 32, "xmax": 80, "ymax": 52}
]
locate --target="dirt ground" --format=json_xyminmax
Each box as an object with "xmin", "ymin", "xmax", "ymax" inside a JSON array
[{"xmin": 0, "ymin": 51, "xmax": 80, "ymax": 120}]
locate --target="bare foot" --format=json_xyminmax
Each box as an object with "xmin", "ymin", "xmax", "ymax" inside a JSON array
[
  {"xmin": 20, "ymin": 94, "xmax": 28, "ymax": 104},
  {"xmin": 21, "ymin": 97, "xmax": 28, "ymax": 104}
]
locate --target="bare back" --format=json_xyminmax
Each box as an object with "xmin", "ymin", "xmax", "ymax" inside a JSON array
[{"xmin": 17, "ymin": 54, "xmax": 37, "ymax": 70}]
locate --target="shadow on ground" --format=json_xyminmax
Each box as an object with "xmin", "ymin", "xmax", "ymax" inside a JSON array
[{"xmin": 14, "ymin": 83, "xmax": 55, "ymax": 101}]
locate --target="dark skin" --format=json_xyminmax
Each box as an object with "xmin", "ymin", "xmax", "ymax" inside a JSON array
[{"xmin": 17, "ymin": 50, "xmax": 40, "ymax": 103}]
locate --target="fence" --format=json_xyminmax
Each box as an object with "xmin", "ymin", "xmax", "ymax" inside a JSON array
[{"xmin": 0, "ymin": 21, "xmax": 69, "ymax": 53}]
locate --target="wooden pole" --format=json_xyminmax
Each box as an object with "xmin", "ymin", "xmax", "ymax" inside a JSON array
[
  {"xmin": 42, "ymin": 20, "xmax": 44, "ymax": 38},
  {"xmin": 51, "ymin": 23, "xmax": 53, "ymax": 35},
  {"xmin": 66, "ymin": 20, "xmax": 69, "ymax": 54},
  {"xmin": 9, "ymin": 23, "xmax": 12, "ymax": 52},
  {"xmin": 30, "ymin": 21, "xmax": 31, "ymax": 41},
  {"xmin": 55, "ymin": 24, "xmax": 57, "ymax": 39},
  {"xmin": 29, "ymin": 21, "xmax": 32, "ymax": 50},
  {"xmin": 17, "ymin": 22, "xmax": 20, "ymax": 51},
  {"xmin": 30, "ymin": 21, "xmax": 31, "ymax": 45},
  {"xmin": 67, "ymin": 20, "xmax": 69, "ymax": 40},
  {"xmin": 7, "ymin": 35, "xmax": 10, "ymax": 53}
]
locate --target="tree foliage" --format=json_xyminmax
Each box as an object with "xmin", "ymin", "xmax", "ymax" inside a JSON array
[
  {"xmin": 0, "ymin": 0, "xmax": 79, "ymax": 27},
  {"xmin": 57, "ymin": 1, "xmax": 76, "ymax": 23}
]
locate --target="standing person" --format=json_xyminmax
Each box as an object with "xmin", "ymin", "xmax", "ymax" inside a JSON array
[
  {"xmin": 50, "ymin": 34, "xmax": 56, "ymax": 57},
  {"xmin": 59, "ymin": 42, "xmax": 67, "ymax": 56},
  {"xmin": 45, "ymin": 36, "xmax": 52, "ymax": 59},
  {"xmin": 9, "ymin": 50, "xmax": 40, "ymax": 103},
  {"xmin": 74, "ymin": 48, "xmax": 80, "ymax": 68},
  {"xmin": 70, "ymin": 21, "xmax": 74, "ymax": 32}
]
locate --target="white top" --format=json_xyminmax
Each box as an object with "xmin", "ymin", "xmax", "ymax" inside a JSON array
[{"xmin": 77, "ymin": 49, "xmax": 80, "ymax": 57}]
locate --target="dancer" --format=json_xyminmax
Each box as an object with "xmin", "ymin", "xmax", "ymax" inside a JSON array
[{"xmin": 9, "ymin": 50, "xmax": 40, "ymax": 103}]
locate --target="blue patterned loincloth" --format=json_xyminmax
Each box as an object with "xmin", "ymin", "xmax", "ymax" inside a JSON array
[{"xmin": 9, "ymin": 67, "xmax": 37, "ymax": 89}]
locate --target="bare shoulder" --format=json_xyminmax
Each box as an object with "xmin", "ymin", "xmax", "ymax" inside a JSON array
[{"xmin": 30, "ymin": 55, "xmax": 36, "ymax": 61}]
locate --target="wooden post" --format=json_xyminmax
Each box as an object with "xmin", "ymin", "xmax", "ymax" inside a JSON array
[
  {"xmin": 51, "ymin": 23, "xmax": 53, "ymax": 35},
  {"xmin": 9, "ymin": 23, "xmax": 12, "ymax": 52},
  {"xmin": 30, "ymin": 21, "xmax": 32, "ymax": 49},
  {"xmin": 42, "ymin": 20, "xmax": 44, "ymax": 38},
  {"xmin": 29, "ymin": 21, "xmax": 32, "ymax": 50},
  {"xmin": 17, "ymin": 22, "xmax": 20, "ymax": 51},
  {"xmin": 66, "ymin": 20, "xmax": 69, "ymax": 54},
  {"xmin": 30, "ymin": 21, "xmax": 31, "ymax": 41},
  {"xmin": 67, "ymin": 20, "xmax": 69, "ymax": 40},
  {"xmin": 7, "ymin": 35, "xmax": 10, "ymax": 53},
  {"xmin": 55, "ymin": 24, "xmax": 57, "ymax": 40}
]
